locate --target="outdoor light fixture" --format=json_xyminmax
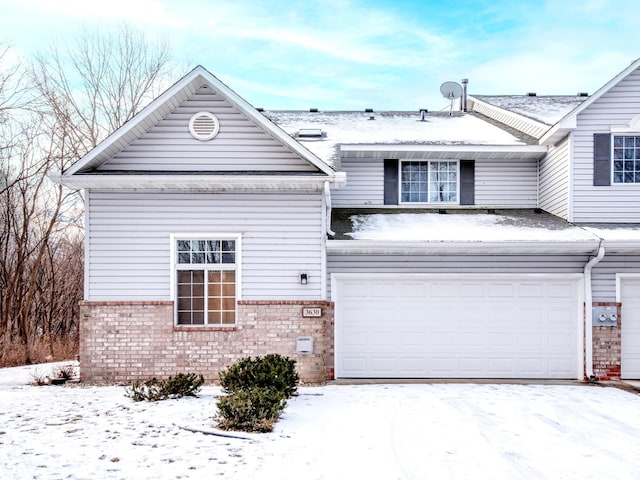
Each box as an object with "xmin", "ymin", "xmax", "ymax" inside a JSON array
[{"xmin": 300, "ymin": 273, "xmax": 308, "ymax": 285}]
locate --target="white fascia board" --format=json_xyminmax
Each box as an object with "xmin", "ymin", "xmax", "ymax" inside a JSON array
[
  {"xmin": 50, "ymin": 172, "xmax": 345, "ymax": 191},
  {"xmin": 467, "ymin": 96, "xmax": 550, "ymax": 131},
  {"xmin": 340, "ymin": 144, "xmax": 547, "ymax": 158},
  {"xmin": 325, "ymin": 239, "xmax": 600, "ymax": 255},
  {"xmin": 540, "ymin": 57, "xmax": 640, "ymax": 146},
  {"xmin": 601, "ymin": 239, "xmax": 640, "ymax": 254}
]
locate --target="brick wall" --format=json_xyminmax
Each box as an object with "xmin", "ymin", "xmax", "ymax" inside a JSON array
[
  {"xmin": 79, "ymin": 300, "xmax": 334, "ymax": 384},
  {"xmin": 592, "ymin": 302, "xmax": 622, "ymax": 381}
]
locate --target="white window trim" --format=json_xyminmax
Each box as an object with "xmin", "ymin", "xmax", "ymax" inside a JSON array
[
  {"xmin": 398, "ymin": 159, "xmax": 460, "ymax": 205},
  {"xmin": 611, "ymin": 133, "xmax": 640, "ymax": 185},
  {"xmin": 169, "ymin": 233, "xmax": 243, "ymax": 326}
]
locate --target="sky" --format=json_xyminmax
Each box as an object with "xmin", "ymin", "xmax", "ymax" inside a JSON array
[{"xmin": 1, "ymin": 0, "xmax": 639, "ymax": 111}]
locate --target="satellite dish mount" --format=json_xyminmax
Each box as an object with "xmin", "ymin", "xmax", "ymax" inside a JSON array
[{"xmin": 440, "ymin": 81, "xmax": 463, "ymax": 116}]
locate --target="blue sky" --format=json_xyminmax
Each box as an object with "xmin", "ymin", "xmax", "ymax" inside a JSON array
[{"xmin": 1, "ymin": 0, "xmax": 639, "ymax": 111}]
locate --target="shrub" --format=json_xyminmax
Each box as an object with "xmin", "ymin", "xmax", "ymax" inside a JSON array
[
  {"xmin": 219, "ymin": 354, "xmax": 299, "ymax": 399},
  {"xmin": 216, "ymin": 387, "xmax": 286, "ymax": 433},
  {"xmin": 126, "ymin": 373, "xmax": 204, "ymax": 402}
]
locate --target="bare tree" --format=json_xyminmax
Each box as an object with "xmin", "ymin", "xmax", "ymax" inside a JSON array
[{"xmin": 0, "ymin": 26, "xmax": 174, "ymax": 365}]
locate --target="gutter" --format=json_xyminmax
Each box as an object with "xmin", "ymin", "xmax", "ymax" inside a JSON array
[{"xmin": 583, "ymin": 241, "xmax": 605, "ymax": 380}]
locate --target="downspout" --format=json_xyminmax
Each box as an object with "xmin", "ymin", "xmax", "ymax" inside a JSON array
[
  {"xmin": 324, "ymin": 181, "xmax": 335, "ymax": 236},
  {"xmin": 321, "ymin": 181, "xmax": 334, "ymax": 301},
  {"xmin": 584, "ymin": 241, "xmax": 605, "ymax": 380}
]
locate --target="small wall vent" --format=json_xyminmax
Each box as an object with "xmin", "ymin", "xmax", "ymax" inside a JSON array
[{"xmin": 189, "ymin": 111, "xmax": 220, "ymax": 141}]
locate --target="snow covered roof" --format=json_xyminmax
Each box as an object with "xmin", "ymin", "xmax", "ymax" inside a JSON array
[
  {"xmin": 472, "ymin": 95, "xmax": 588, "ymax": 126},
  {"xmin": 264, "ymin": 111, "xmax": 530, "ymax": 165},
  {"xmin": 327, "ymin": 209, "xmax": 602, "ymax": 254}
]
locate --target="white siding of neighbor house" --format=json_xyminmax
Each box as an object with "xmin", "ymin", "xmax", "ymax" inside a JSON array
[
  {"xmin": 86, "ymin": 190, "xmax": 324, "ymax": 300},
  {"xmin": 539, "ymin": 137, "xmax": 570, "ymax": 219},
  {"xmin": 591, "ymin": 255, "xmax": 640, "ymax": 302},
  {"xmin": 99, "ymin": 85, "xmax": 318, "ymax": 173},
  {"xmin": 326, "ymin": 254, "xmax": 588, "ymax": 300},
  {"xmin": 332, "ymin": 157, "xmax": 538, "ymax": 208},
  {"xmin": 572, "ymin": 68, "xmax": 640, "ymax": 222}
]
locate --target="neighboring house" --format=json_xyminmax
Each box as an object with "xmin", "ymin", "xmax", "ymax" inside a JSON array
[{"xmin": 53, "ymin": 59, "xmax": 640, "ymax": 384}]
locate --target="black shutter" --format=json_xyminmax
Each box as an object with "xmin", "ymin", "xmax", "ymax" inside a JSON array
[
  {"xmin": 383, "ymin": 159, "xmax": 399, "ymax": 205},
  {"xmin": 593, "ymin": 133, "xmax": 611, "ymax": 186},
  {"xmin": 459, "ymin": 160, "xmax": 475, "ymax": 205}
]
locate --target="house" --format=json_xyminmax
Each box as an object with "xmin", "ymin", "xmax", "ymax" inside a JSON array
[{"xmin": 52, "ymin": 59, "xmax": 640, "ymax": 384}]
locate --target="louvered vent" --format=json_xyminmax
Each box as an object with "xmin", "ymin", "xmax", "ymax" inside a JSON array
[{"xmin": 189, "ymin": 111, "xmax": 220, "ymax": 141}]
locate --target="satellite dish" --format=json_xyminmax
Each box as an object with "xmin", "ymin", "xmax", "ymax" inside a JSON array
[{"xmin": 440, "ymin": 81, "xmax": 463, "ymax": 99}]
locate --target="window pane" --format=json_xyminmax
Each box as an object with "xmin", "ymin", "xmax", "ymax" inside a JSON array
[
  {"xmin": 177, "ymin": 240, "xmax": 190, "ymax": 252},
  {"xmin": 222, "ymin": 240, "xmax": 235, "ymax": 252},
  {"xmin": 208, "ymin": 297, "xmax": 221, "ymax": 311},
  {"xmin": 222, "ymin": 252, "xmax": 235, "ymax": 264},
  {"xmin": 222, "ymin": 271, "xmax": 235, "ymax": 282},
  {"xmin": 222, "ymin": 297, "xmax": 236, "ymax": 310},
  {"xmin": 191, "ymin": 252, "xmax": 205, "ymax": 264},
  {"xmin": 221, "ymin": 311, "xmax": 235, "ymax": 324}
]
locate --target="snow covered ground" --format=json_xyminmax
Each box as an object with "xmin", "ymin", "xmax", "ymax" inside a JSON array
[{"xmin": 1, "ymin": 363, "xmax": 640, "ymax": 479}]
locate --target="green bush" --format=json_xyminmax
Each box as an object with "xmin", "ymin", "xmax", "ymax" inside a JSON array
[
  {"xmin": 219, "ymin": 354, "xmax": 299, "ymax": 399},
  {"xmin": 126, "ymin": 373, "xmax": 204, "ymax": 402},
  {"xmin": 216, "ymin": 387, "xmax": 286, "ymax": 433}
]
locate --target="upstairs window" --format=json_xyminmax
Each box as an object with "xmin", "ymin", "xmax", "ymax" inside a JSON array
[
  {"xmin": 400, "ymin": 161, "xmax": 458, "ymax": 203},
  {"xmin": 613, "ymin": 135, "xmax": 640, "ymax": 183},
  {"xmin": 173, "ymin": 237, "xmax": 239, "ymax": 326}
]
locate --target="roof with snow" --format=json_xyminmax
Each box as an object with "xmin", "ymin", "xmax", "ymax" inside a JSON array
[
  {"xmin": 264, "ymin": 110, "xmax": 532, "ymax": 166},
  {"xmin": 472, "ymin": 95, "xmax": 588, "ymax": 126}
]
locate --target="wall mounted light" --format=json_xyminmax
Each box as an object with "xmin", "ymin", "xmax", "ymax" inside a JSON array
[{"xmin": 300, "ymin": 273, "xmax": 308, "ymax": 285}]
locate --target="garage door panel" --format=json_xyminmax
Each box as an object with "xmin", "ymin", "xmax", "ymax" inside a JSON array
[
  {"xmin": 621, "ymin": 277, "xmax": 640, "ymax": 378},
  {"xmin": 335, "ymin": 275, "xmax": 580, "ymax": 379}
]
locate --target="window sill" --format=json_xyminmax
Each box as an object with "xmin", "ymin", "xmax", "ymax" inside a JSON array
[{"xmin": 173, "ymin": 325, "xmax": 237, "ymax": 332}]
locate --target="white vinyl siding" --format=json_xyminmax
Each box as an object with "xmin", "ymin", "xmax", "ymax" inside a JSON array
[
  {"xmin": 332, "ymin": 157, "xmax": 384, "ymax": 206},
  {"xmin": 333, "ymin": 157, "xmax": 538, "ymax": 208},
  {"xmin": 591, "ymin": 256, "xmax": 640, "ymax": 302},
  {"xmin": 99, "ymin": 85, "xmax": 318, "ymax": 173},
  {"xmin": 86, "ymin": 190, "xmax": 323, "ymax": 300},
  {"xmin": 539, "ymin": 137, "xmax": 570, "ymax": 219},
  {"xmin": 572, "ymin": 68, "xmax": 640, "ymax": 222},
  {"xmin": 474, "ymin": 158, "xmax": 537, "ymax": 207},
  {"xmin": 326, "ymin": 253, "xmax": 588, "ymax": 300}
]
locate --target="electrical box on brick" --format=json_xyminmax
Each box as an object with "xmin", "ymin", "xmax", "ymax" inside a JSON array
[
  {"xmin": 296, "ymin": 336, "xmax": 314, "ymax": 354},
  {"xmin": 592, "ymin": 306, "xmax": 618, "ymax": 326}
]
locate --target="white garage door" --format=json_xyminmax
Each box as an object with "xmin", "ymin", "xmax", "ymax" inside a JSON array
[
  {"xmin": 333, "ymin": 274, "xmax": 582, "ymax": 379},
  {"xmin": 621, "ymin": 277, "xmax": 640, "ymax": 379}
]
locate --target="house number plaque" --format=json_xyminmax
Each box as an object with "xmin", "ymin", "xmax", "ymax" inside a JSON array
[{"xmin": 302, "ymin": 307, "xmax": 322, "ymax": 317}]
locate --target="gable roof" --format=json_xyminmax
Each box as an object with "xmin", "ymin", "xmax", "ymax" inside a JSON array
[
  {"xmin": 540, "ymin": 57, "xmax": 640, "ymax": 145},
  {"xmin": 61, "ymin": 65, "xmax": 339, "ymax": 181}
]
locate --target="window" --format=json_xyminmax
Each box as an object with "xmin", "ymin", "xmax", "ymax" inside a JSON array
[
  {"xmin": 400, "ymin": 161, "xmax": 458, "ymax": 203},
  {"xmin": 613, "ymin": 135, "xmax": 640, "ymax": 183},
  {"xmin": 173, "ymin": 237, "xmax": 239, "ymax": 325}
]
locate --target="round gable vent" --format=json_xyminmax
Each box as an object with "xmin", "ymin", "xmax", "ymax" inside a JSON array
[{"xmin": 189, "ymin": 111, "xmax": 220, "ymax": 141}]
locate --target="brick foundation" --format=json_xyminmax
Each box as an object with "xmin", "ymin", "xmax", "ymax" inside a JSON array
[
  {"xmin": 592, "ymin": 302, "xmax": 622, "ymax": 381},
  {"xmin": 79, "ymin": 300, "xmax": 334, "ymax": 384}
]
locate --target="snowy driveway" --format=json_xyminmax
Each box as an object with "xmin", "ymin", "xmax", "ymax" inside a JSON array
[{"xmin": 1, "ymin": 369, "xmax": 639, "ymax": 479}]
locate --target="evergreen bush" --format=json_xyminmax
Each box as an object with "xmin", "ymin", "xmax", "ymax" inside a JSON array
[
  {"xmin": 126, "ymin": 373, "xmax": 204, "ymax": 402},
  {"xmin": 216, "ymin": 387, "xmax": 286, "ymax": 433},
  {"xmin": 216, "ymin": 354, "xmax": 299, "ymax": 432},
  {"xmin": 219, "ymin": 353, "xmax": 299, "ymax": 399}
]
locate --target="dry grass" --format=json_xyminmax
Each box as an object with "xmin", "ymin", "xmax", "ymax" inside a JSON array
[{"xmin": 0, "ymin": 338, "xmax": 78, "ymax": 368}]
